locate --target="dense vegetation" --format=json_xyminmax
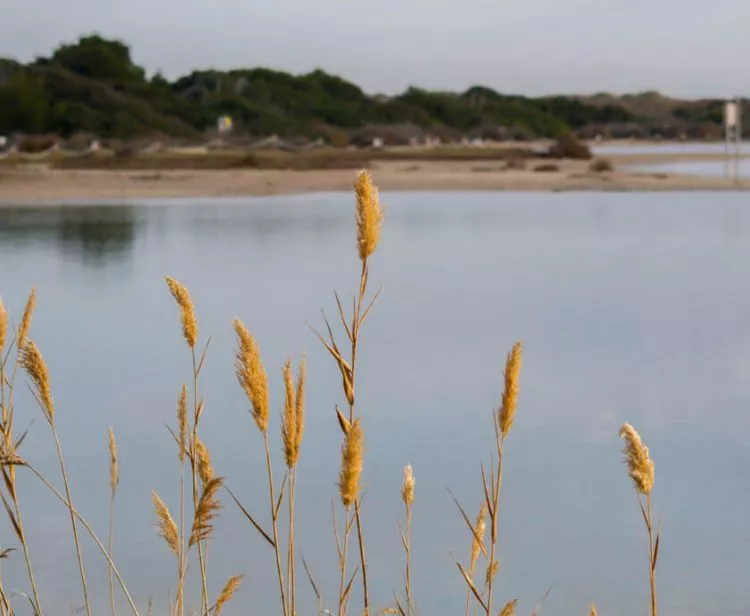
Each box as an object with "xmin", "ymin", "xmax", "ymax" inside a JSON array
[{"xmin": 0, "ymin": 35, "xmax": 737, "ymax": 143}]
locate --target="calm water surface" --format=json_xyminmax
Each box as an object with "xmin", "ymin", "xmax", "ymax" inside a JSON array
[{"xmin": 1, "ymin": 192, "xmax": 749, "ymax": 616}]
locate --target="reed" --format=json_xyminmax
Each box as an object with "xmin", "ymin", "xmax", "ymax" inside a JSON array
[
  {"xmin": 620, "ymin": 423, "xmax": 659, "ymax": 616},
  {"xmin": 0, "ymin": 171, "xmax": 674, "ymax": 616}
]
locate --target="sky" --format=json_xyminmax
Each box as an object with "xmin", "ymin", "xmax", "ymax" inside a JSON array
[{"xmin": 1, "ymin": 0, "xmax": 749, "ymax": 98}]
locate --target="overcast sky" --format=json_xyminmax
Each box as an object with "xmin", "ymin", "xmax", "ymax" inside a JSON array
[{"xmin": 2, "ymin": 0, "xmax": 749, "ymax": 98}]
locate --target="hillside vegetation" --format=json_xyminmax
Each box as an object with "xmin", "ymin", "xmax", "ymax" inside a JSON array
[{"xmin": 0, "ymin": 34, "xmax": 737, "ymax": 143}]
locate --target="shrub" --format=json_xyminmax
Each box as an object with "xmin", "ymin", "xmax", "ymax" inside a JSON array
[
  {"xmin": 590, "ymin": 158, "xmax": 613, "ymax": 172},
  {"xmin": 548, "ymin": 133, "xmax": 593, "ymax": 160}
]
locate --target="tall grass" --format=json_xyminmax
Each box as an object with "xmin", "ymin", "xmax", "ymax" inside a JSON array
[{"xmin": 0, "ymin": 171, "xmax": 662, "ymax": 616}]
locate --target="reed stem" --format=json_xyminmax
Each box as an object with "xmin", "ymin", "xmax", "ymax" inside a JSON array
[{"xmin": 265, "ymin": 433, "xmax": 288, "ymax": 616}]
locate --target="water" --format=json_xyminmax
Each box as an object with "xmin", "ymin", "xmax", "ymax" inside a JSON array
[
  {"xmin": 1, "ymin": 192, "xmax": 749, "ymax": 616},
  {"xmin": 592, "ymin": 142, "xmax": 750, "ymax": 156},
  {"xmin": 624, "ymin": 159, "xmax": 750, "ymax": 180}
]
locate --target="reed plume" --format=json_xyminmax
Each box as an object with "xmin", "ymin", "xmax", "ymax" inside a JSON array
[
  {"xmin": 0, "ymin": 298, "xmax": 7, "ymax": 353},
  {"xmin": 189, "ymin": 476, "xmax": 223, "ymax": 547},
  {"xmin": 619, "ymin": 423, "xmax": 654, "ymax": 495},
  {"xmin": 464, "ymin": 503, "xmax": 488, "ymax": 616},
  {"xmin": 108, "ymin": 427, "xmax": 119, "ymax": 493},
  {"xmin": 498, "ymin": 343, "xmax": 522, "ymax": 439},
  {"xmin": 401, "ymin": 465, "xmax": 414, "ymax": 507},
  {"xmin": 195, "ymin": 437, "xmax": 214, "ymax": 485},
  {"xmin": 165, "ymin": 277, "xmax": 198, "ymax": 349},
  {"xmin": 282, "ymin": 359, "xmax": 298, "ymax": 468},
  {"xmin": 401, "ymin": 464, "xmax": 415, "ymax": 616},
  {"xmin": 294, "ymin": 357, "xmax": 306, "ymax": 460},
  {"xmin": 590, "ymin": 603, "xmax": 598, "ymax": 616},
  {"xmin": 619, "ymin": 423, "xmax": 658, "ymax": 616},
  {"xmin": 499, "ymin": 598, "xmax": 517, "ymax": 616},
  {"xmin": 213, "ymin": 575, "xmax": 244, "ymax": 616},
  {"xmin": 338, "ymin": 419, "xmax": 363, "ymax": 508},
  {"xmin": 232, "ymin": 319, "xmax": 269, "ymax": 434},
  {"xmin": 19, "ymin": 340, "xmax": 54, "ymax": 421},
  {"xmin": 177, "ymin": 385, "xmax": 188, "ymax": 463},
  {"xmin": 354, "ymin": 170, "xmax": 383, "ymax": 262},
  {"xmin": 152, "ymin": 491, "xmax": 179, "ymax": 557},
  {"xmin": 17, "ymin": 289, "xmax": 36, "ymax": 351}
]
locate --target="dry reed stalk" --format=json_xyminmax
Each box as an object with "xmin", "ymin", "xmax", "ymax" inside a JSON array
[
  {"xmin": 23, "ymin": 462, "xmax": 139, "ymax": 616},
  {"xmin": 232, "ymin": 322, "xmax": 287, "ymax": 616},
  {"xmin": 166, "ymin": 277, "xmax": 198, "ymax": 349},
  {"xmin": 212, "ymin": 575, "xmax": 244, "ymax": 616},
  {"xmin": 619, "ymin": 423, "xmax": 658, "ymax": 616},
  {"xmin": 21, "ymin": 339, "xmax": 91, "ymax": 616},
  {"xmin": 474, "ymin": 342, "xmax": 522, "ymax": 616},
  {"xmin": 176, "ymin": 384, "xmax": 188, "ymax": 616},
  {"xmin": 109, "ymin": 427, "xmax": 119, "ymax": 616},
  {"xmin": 401, "ymin": 465, "xmax": 415, "ymax": 616},
  {"xmin": 499, "ymin": 598, "xmax": 517, "ymax": 616}
]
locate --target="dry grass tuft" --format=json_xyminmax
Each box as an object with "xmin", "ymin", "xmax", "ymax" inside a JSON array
[
  {"xmin": 338, "ymin": 419, "xmax": 364, "ymax": 508},
  {"xmin": 152, "ymin": 491, "xmax": 179, "ymax": 556},
  {"xmin": 17, "ymin": 288, "xmax": 36, "ymax": 351},
  {"xmin": 619, "ymin": 423, "xmax": 654, "ymax": 495},
  {"xmin": 498, "ymin": 342, "xmax": 522, "ymax": 439},
  {"xmin": 401, "ymin": 464, "xmax": 414, "ymax": 507},
  {"xmin": 195, "ymin": 437, "xmax": 214, "ymax": 485},
  {"xmin": 232, "ymin": 319, "xmax": 269, "ymax": 434},
  {"xmin": 108, "ymin": 427, "xmax": 119, "ymax": 493},
  {"xmin": 189, "ymin": 476, "xmax": 223, "ymax": 547},
  {"xmin": 165, "ymin": 277, "xmax": 198, "ymax": 349},
  {"xmin": 354, "ymin": 170, "xmax": 383, "ymax": 262},
  {"xmin": 20, "ymin": 340, "xmax": 54, "ymax": 421},
  {"xmin": 213, "ymin": 575, "xmax": 244, "ymax": 616}
]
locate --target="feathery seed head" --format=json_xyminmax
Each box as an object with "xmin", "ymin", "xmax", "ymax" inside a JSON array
[
  {"xmin": 281, "ymin": 358, "xmax": 297, "ymax": 467},
  {"xmin": 469, "ymin": 503, "xmax": 488, "ymax": 574},
  {"xmin": 17, "ymin": 289, "xmax": 36, "ymax": 351},
  {"xmin": 619, "ymin": 423, "xmax": 654, "ymax": 494},
  {"xmin": 499, "ymin": 599, "xmax": 518, "ymax": 616},
  {"xmin": 401, "ymin": 464, "xmax": 415, "ymax": 507},
  {"xmin": 294, "ymin": 356, "xmax": 306, "ymax": 457},
  {"xmin": 195, "ymin": 436, "xmax": 215, "ymax": 485},
  {"xmin": 338, "ymin": 418, "xmax": 364, "ymax": 508},
  {"xmin": 165, "ymin": 277, "xmax": 198, "ymax": 349},
  {"xmin": 499, "ymin": 342, "xmax": 522, "ymax": 439},
  {"xmin": 20, "ymin": 340, "xmax": 54, "ymax": 422},
  {"xmin": 232, "ymin": 319, "xmax": 269, "ymax": 434},
  {"xmin": 0, "ymin": 298, "xmax": 7, "ymax": 353},
  {"xmin": 485, "ymin": 560, "xmax": 499, "ymax": 588},
  {"xmin": 590, "ymin": 603, "xmax": 598, "ymax": 616},
  {"xmin": 151, "ymin": 491, "xmax": 179, "ymax": 556},
  {"xmin": 189, "ymin": 476, "xmax": 223, "ymax": 547},
  {"xmin": 108, "ymin": 426, "xmax": 119, "ymax": 493},
  {"xmin": 354, "ymin": 170, "xmax": 383, "ymax": 262},
  {"xmin": 214, "ymin": 575, "xmax": 244, "ymax": 616},
  {"xmin": 177, "ymin": 385, "xmax": 188, "ymax": 463}
]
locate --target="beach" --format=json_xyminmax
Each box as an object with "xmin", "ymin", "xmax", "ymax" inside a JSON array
[{"xmin": 1, "ymin": 152, "xmax": 749, "ymax": 201}]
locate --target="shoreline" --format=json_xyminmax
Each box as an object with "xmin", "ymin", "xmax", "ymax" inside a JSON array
[{"xmin": 1, "ymin": 156, "xmax": 749, "ymax": 202}]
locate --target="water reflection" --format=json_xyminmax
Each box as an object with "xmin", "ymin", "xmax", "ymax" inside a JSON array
[{"xmin": 0, "ymin": 205, "xmax": 140, "ymax": 266}]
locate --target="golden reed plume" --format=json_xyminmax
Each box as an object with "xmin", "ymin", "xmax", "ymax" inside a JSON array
[
  {"xmin": 213, "ymin": 575, "xmax": 244, "ymax": 616},
  {"xmin": 190, "ymin": 477, "xmax": 223, "ymax": 547},
  {"xmin": 499, "ymin": 342, "xmax": 522, "ymax": 439},
  {"xmin": 338, "ymin": 419, "xmax": 364, "ymax": 508},
  {"xmin": 590, "ymin": 603, "xmax": 598, "ymax": 616},
  {"xmin": 0, "ymin": 297, "xmax": 7, "ymax": 353},
  {"xmin": 17, "ymin": 289, "xmax": 36, "ymax": 351},
  {"xmin": 195, "ymin": 437, "xmax": 215, "ymax": 485},
  {"xmin": 469, "ymin": 503, "xmax": 487, "ymax": 575},
  {"xmin": 20, "ymin": 340, "xmax": 54, "ymax": 421},
  {"xmin": 401, "ymin": 464, "xmax": 415, "ymax": 507},
  {"xmin": 499, "ymin": 599, "xmax": 517, "ymax": 616},
  {"xmin": 294, "ymin": 356, "xmax": 306, "ymax": 459},
  {"xmin": 152, "ymin": 491, "xmax": 179, "ymax": 556},
  {"xmin": 108, "ymin": 427, "xmax": 118, "ymax": 493},
  {"xmin": 165, "ymin": 277, "xmax": 198, "ymax": 349},
  {"xmin": 619, "ymin": 423, "xmax": 655, "ymax": 495},
  {"xmin": 354, "ymin": 171, "xmax": 383, "ymax": 262},
  {"xmin": 232, "ymin": 319, "xmax": 269, "ymax": 434},
  {"xmin": 281, "ymin": 359, "xmax": 297, "ymax": 467}
]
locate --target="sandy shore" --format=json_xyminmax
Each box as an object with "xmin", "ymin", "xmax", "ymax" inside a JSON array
[{"xmin": 1, "ymin": 156, "xmax": 749, "ymax": 202}]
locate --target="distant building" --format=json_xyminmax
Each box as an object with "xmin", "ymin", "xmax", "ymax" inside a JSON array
[{"xmin": 217, "ymin": 116, "xmax": 233, "ymax": 134}]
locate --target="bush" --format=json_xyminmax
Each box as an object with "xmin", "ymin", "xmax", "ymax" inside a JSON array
[
  {"xmin": 590, "ymin": 158, "xmax": 613, "ymax": 172},
  {"xmin": 548, "ymin": 133, "xmax": 592, "ymax": 160}
]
